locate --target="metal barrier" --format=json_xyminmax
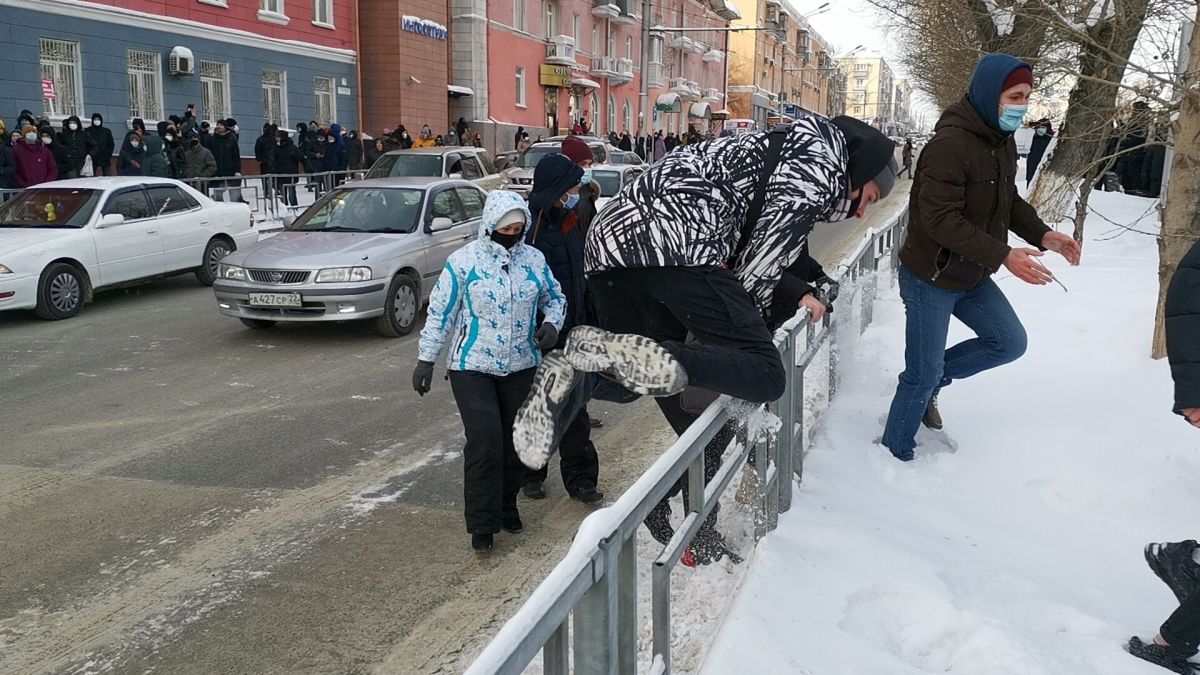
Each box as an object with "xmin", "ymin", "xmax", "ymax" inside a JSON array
[{"xmin": 465, "ymin": 204, "xmax": 909, "ymax": 675}]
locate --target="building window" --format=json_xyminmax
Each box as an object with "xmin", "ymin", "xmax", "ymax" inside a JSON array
[
  {"xmin": 313, "ymin": 0, "xmax": 332, "ymax": 26},
  {"xmin": 262, "ymin": 69, "xmax": 288, "ymax": 129},
  {"xmin": 855, "ymin": 79, "xmax": 866, "ymax": 89},
  {"xmin": 127, "ymin": 49, "xmax": 163, "ymax": 120},
  {"xmin": 623, "ymin": 98, "xmax": 631, "ymax": 133},
  {"xmin": 589, "ymin": 92, "xmax": 598, "ymax": 134},
  {"xmin": 258, "ymin": 0, "xmax": 289, "ymax": 23},
  {"xmin": 853, "ymin": 63, "xmax": 868, "ymax": 72},
  {"xmin": 592, "ymin": 27, "xmax": 599, "ymax": 55},
  {"xmin": 200, "ymin": 60, "xmax": 231, "ymax": 124},
  {"xmin": 650, "ymin": 36, "xmax": 663, "ymax": 64},
  {"xmin": 314, "ymin": 76, "xmax": 336, "ymax": 126},
  {"xmin": 572, "ymin": 14, "xmax": 580, "ymax": 45},
  {"xmin": 260, "ymin": 0, "xmax": 282, "ymax": 12},
  {"xmin": 516, "ymin": 67, "xmax": 526, "ymax": 107},
  {"xmin": 544, "ymin": 2, "xmax": 555, "ymax": 38},
  {"xmin": 626, "ymin": 36, "xmax": 633, "ymax": 61},
  {"xmin": 608, "ymin": 94, "xmax": 616, "ymax": 135},
  {"xmin": 513, "ymin": 0, "xmax": 526, "ymax": 32},
  {"xmin": 39, "ymin": 38, "xmax": 83, "ymax": 119}
]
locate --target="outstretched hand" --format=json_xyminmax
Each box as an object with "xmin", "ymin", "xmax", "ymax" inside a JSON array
[
  {"xmin": 1042, "ymin": 231, "xmax": 1082, "ymax": 266},
  {"xmin": 1182, "ymin": 407, "xmax": 1200, "ymax": 429},
  {"xmin": 1004, "ymin": 248, "xmax": 1054, "ymax": 286}
]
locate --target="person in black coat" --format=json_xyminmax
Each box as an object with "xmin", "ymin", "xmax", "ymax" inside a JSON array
[
  {"xmin": 269, "ymin": 129, "xmax": 306, "ymax": 206},
  {"xmin": 254, "ymin": 123, "xmax": 277, "ymax": 175},
  {"xmin": 56, "ymin": 115, "xmax": 93, "ymax": 179},
  {"xmin": 619, "ymin": 132, "xmax": 633, "ymax": 152},
  {"xmin": 38, "ymin": 124, "xmax": 72, "ymax": 177},
  {"xmin": 84, "ymin": 113, "xmax": 115, "ymax": 176},
  {"xmin": 634, "ymin": 133, "xmax": 646, "ymax": 160},
  {"xmin": 1026, "ymin": 118, "xmax": 1053, "ymax": 186},
  {"xmin": 0, "ymin": 136, "xmax": 17, "ymax": 191},
  {"xmin": 514, "ymin": 125, "xmax": 525, "ymax": 151},
  {"xmin": 521, "ymin": 152, "xmax": 603, "ymax": 503},
  {"xmin": 116, "ymin": 131, "xmax": 145, "ymax": 176},
  {"xmin": 208, "ymin": 120, "xmax": 242, "ymax": 201},
  {"xmin": 1125, "ymin": 239, "xmax": 1200, "ymax": 673},
  {"xmin": 345, "ymin": 130, "xmax": 364, "ymax": 170}
]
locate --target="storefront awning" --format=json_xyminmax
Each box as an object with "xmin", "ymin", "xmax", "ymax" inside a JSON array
[
  {"xmin": 572, "ymin": 77, "xmax": 601, "ymax": 90},
  {"xmin": 711, "ymin": 108, "xmax": 731, "ymax": 120},
  {"xmin": 689, "ymin": 102, "xmax": 712, "ymax": 119},
  {"xmin": 447, "ymin": 84, "xmax": 474, "ymax": 97},
  {"xmin": 655, "ymin": 92, "xmax": 682, "ymax": 113}
]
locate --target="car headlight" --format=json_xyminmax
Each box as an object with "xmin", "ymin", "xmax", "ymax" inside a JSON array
[
  {"xmin": 315, "ymin": 267, "xmax": 372, "ymax": 283},
  {"xmin": 219, "ymin": 264, "xmax": 247, "ymax": 281},
  {"xmin": 0, "ymin": 264, "xmax": 12, "ymax": 275}
]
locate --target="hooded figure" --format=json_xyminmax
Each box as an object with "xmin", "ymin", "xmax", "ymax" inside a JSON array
[
  {"xmin": 163, "ymin": 125, "xmax": 186, "ymax": 178},
  {"xmin": 322, "ymin": 124, "xmax": 346, "ymax": 172},
  {"xmin": 117, "ymin": 130, "xmax": 145, "ymax": 176},
  {"xmin": 880, "ymin": 53, "xmax": 1080, "ymax": 462},
  {"xmin": 413, "ymin": 189, "xmax": 566, "ymax": 552},
  {"xmin": 56, "ymin": 115, "xmax": 94, "ymax": 178},
  {"xmin": 270, "ymin": 129, "xmax": 306, "ymax": 206},
  {"xmin": 182, "ymin": 134, "xmax": 217, "ymax": 179},
  {"xmin": 39, "ymin": 125, "xmax": 72, "ymax": 177},
  {"xmin": 345, "ymin": 130, "xmax": 364, "ymax": 170},
  {"xmin": 84, "ymin": 113, "xmax": 115, "ymax": 176},
  {"xmin": 0, "ymin": 121, "xmax": 16, "ymax": 190},
  {"xmin": 255, "ymin": 122, "xmax": 278, "ymax": 174},
  {"xmin": 1026, "ymin": 118, "xmax": 1054, "ymax": 186},
  {"xmin": 138, "ymin": 121, "xmax": 169, "ymax": 177},
  {"xmin": 652, "ymin": 132, "xmax": 666, "ymax": 161}
]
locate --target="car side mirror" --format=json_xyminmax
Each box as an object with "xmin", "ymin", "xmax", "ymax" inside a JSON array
[
  {"xmin": 97, "ymin": 213, "xmax": 125, "ymax": 228},
  {"xmin": 429, "ymin": 216, "xmax": 454, "ymax": 232},
  {"xmin": 447, "ymin": 172, "xmax": 463, "ymax": 179}
]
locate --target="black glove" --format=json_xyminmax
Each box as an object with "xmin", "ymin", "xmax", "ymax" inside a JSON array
[
  {"xmin": 534, "ymin": 323, "xmax": 559, "ymax": 350},
  {"xmin": 412, "ymin": 360, "xmax": 434, "ymax": 396},
  {"xmin": 812, "ymin": 276, "xmax": 841, "ymax": 313}
]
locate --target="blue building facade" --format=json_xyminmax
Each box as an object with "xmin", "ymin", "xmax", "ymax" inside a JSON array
[{"xmin": 0, "ymin": 1, "xmax": 358, "ymax": 160}]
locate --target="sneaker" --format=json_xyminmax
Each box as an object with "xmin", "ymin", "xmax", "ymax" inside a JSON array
[
  {"xmin": 513, "ymin": 351, "xmax": 584, "ymax": 471},
  {"xmin": 1146, "ymin": 541, "xmax": 1200, "ymax": 603},
  {"xmin": 471, "ymin": 533, "xmax": 493, "ymax": 553},
  {"xmin": 1127, "ymin": 636, "xmax": 1200, "ymax": 674},
  {"xmin": 569, "ymin": 483, "xmax": 604, "ymax": 504},
  {"xmin": 501, "ymin": 516, "xmax": 523, "ymax": 534},
  {"xmin": 522, "ymin": 481, "xmax": 546, "ymax": 500},
  {"xmin": 922, "ymin": 393, "xmax": 943, "ymax": 430},
  {"xmin": 563, "ymin": 326, "xmax": 688, "ymax": 397}
]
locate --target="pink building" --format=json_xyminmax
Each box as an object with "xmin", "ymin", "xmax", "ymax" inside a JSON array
[{"xmin": 449, "ymin": 0, "xmax": 736, "ymax": 153}]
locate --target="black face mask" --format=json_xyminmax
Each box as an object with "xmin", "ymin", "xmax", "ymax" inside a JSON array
[{"xmin": 490, "ymin": 230, "xmax": 522, "ymax": 250}]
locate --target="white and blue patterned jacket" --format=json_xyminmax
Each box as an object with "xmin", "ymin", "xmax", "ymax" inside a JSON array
[{"xmin": 418, "ymin": 190, "xmax": 566, "ymax": 376}]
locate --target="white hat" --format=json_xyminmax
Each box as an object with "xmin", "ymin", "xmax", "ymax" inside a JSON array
[{"xmin": 496, "ymin": 208, "xmax": 526, "ymax": 230}]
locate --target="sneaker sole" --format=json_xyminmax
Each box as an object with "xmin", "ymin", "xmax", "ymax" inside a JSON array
[
  {"xmin": 563, "ymin": 326, "xmax": 687, "ymax": 397},
  {"xmin": 513, "ymin": 352, "xmax": 581, "ymax": 471}
]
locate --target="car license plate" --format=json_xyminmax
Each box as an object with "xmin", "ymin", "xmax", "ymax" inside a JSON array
[{"xmin": 248, "ymin": 292, "xmax": 301, "ymax": 307}]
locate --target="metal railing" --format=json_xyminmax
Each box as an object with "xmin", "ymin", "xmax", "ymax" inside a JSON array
[{"xmin": 465, "ymin": 205, "xmax": 909, "ymax": 675}]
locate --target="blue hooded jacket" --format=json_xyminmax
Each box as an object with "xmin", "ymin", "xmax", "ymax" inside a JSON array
[
  {"xmin": 967, "ymin": 53, "xmax": 1033, "ymax": 133},
  {"xmin": 418, "ymin": 190, "xmax": 566, "ymax": 375}
]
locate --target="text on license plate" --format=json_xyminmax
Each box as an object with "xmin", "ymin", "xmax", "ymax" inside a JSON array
[{"xmin": 248, "ymin": 292, "xmax": 302, "ymax": 307}]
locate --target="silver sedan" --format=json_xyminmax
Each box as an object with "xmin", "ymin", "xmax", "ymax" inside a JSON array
[{"xmin": 212, "ymin": 177, "xmax": 486, "ymax": 337}]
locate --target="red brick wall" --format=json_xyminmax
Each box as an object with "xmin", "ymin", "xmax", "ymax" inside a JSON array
[
  {"xmin": 81, "ymin": 0, "xmax": 355, "ymax": 50},
  {"xmin": 360, "ymin": 0, "xmax": 448, "ymax": 137}
]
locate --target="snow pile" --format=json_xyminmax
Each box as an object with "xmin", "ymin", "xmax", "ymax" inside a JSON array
[{"xmin": 701, "ymin": 192, "xmax": 1200, "ymax": 675}]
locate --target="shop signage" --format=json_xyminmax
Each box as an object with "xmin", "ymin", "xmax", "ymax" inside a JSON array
[
  {"xmin": 41, "ymin": 79, "xmax": 56, "ymax": 100},
  {"xmin": 402, "ymin": 15, "xmax": 447, "ymax": 40},
  {"xmin": 539, "ymin": 64, "xmax": 572, "ymax": 88}
]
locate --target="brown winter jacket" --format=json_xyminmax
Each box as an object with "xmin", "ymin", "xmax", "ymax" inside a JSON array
[{"xmin": 900, "ymin": 97, "xmax": 1051, "ymax": 290}]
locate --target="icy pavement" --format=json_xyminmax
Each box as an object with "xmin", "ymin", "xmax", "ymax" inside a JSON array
[{"xmin": 701, "ymin": 192, "xmax": 1200, "ymax": 675}]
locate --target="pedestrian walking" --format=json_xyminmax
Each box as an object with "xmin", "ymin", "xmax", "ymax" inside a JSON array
[
  {"xmin": 1026, "ymin": 118, "xmax": 1054, "ymax": 187},
  {"xmin": 879, "ymin": 54, "xmax": 1082, "ymax": 462},
  {"xmin": 898, "ymin": 138, "xmax": 913, "ymax": 179},
  {"xmin": 1126, "ymin": 238, "xmax": 1200, "ymax": 674},
  {"xmin": 652, "ymin": 131, "xmax": 666, "ymax": 162},
  {"xmin": 413, "ymin": 190, "xmax": 566, "ymax": 553},
  {"xmin": 520, "ymin": 148, "xmax": 603, "ymax": 503}
]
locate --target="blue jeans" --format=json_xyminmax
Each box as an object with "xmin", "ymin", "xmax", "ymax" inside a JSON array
[{"xmin": 881, "ymin": 265, "xmax": 1028, "ymax": 459}]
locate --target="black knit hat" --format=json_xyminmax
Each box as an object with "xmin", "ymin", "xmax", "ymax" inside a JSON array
[
  {"xmin": 529, "ymin": 153, "xmax": 584, "ymax": 212},
  {"xmin": 829, "ymin": 116, "xmax": 898, "ymax": 197}
]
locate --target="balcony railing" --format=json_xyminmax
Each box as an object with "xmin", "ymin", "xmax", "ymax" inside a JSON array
[
  {"xmin": 590, "ymin": 55, "xmax": 617, "ymax": 78},
  {"xmin": 646, "ymin": 62, "xmax": 665, "ymax": 87},
  {"xmin": 546, "ymin": 35, "xmax": 577, "ymax": 66}
]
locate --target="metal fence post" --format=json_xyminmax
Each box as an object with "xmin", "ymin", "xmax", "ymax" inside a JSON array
[
  {"xmin": 794, "ymin": 364, "xmax": 807, "ymax": 483},
  {"xmin": 574, "ymin": 549, "xmax": 618, "ymax": 675},
  {"xmin": 544, "ymin": 619, "xmax": 570, "ymax": 675},
  {"xmin": 652, "ymin": 562, "xmax": 672, "ymax": 674},
  {"xmin": 776, "ymin": 332, "xmax": 797, "ymax": 514},
  {"xmin": 617, "ymin": 536, "xmax": 637, "ymax": 675}
]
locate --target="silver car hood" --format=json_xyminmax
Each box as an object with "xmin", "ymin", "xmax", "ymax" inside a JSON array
[{"xmin": 232, "ymin": 230, "xmax": 415, "ymax": 270}]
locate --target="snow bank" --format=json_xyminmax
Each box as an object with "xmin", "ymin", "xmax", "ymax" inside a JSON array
[{"xmin": 701, "ymin": 192, "xmax": 1200, "ymax": 675}]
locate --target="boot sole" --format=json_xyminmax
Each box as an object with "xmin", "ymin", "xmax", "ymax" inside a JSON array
[
  {"xmin": 563, "ymin": 326, "xmax": 687, "ymax": 397},
  {"xmin": 513, "ymin": 352, "xmax": 581, "ymax": 471}
]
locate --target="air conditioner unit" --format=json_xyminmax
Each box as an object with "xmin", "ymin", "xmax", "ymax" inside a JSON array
[{"xmin": 169, "ymin": 46, "xmax": 194, "ymax": 76}]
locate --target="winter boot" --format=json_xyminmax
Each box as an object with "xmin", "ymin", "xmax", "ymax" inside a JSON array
[
  {"xmin": 502, "ymin": 516, "xmax": 523, "ymax": 534},
  {"xmin": 513, "ymin": 351, "xmax": 585, "ymax": 471},
  {"xmin": 1146, "ymin": 541, "xmax": 1200, "ymax": 603},
  {"xmin": 922, "ymin": 393, "xmax": 943, "ymax": 430},
  {"xmin": 591, "ymin": 374, "xmax": 642, "ymax": 403},
  {"xmin": 690, "ymin": 526, "xmax": 745, "ymax": 566},
  {"xmin": 471, "ymin": 533, "xmax": 494, "ymax": 553},
  {"xmin": 568, "ymin": 482, "xmax": 604, "ymax": 504},
  {"xmin": 523, "ymin": 480, "xmax": 546, "ymax": 500},
  {"xmin": 1127, "ymin": 636, "xmax": 1200, "ymax": 674},
  {"xmin": 563, "ymin": 326, "xmax": 688, "ymax": 397}
]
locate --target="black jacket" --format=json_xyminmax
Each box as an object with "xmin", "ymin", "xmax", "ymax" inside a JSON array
[
  {"xmin": 57, "ymin": 116, "xmax": 94, "ymax": 173},
  {"xmin": 209, "ymin": 131, "xmax": 241, "ymax": 177},
  {"xmin": 768, "ymin": 241, "xmax": 828, "ymax": 330},
  {"xmin": 1166, "ymin": 240, "xmax": 1200, "ymax": 415},
  {"xmin": 528, "ymin": 153, "xmax": 588, "ymax": 333},
  {"xmin": 254, "ymin": 125, "xmax": 276, "ymax": 169},
  {"xmin": 84, "ymin": 114, "xmax": 115, "ymax": 168},
  {"xmin": 269, "ymin": 137, "xmax": 306, "ymax": 178},
  {"xmin": 345, "ymin": 133, "xmax": 364, "ymax": 170},
  {"xmin": 1026, "ymin": 131, "xmax": 1052, "ymax": 183},
  {"xmin": 44, "ymin": 137, "xmax": 72, "ymax": 175},
  {"xmin": 0, "ymin": 143, "xmax": 16, "ymax": 189}
]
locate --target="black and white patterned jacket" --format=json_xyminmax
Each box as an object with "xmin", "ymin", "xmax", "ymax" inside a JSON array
[{"xmin": 584, "ymin": 117, "xmax": 851, "ymax": 309}]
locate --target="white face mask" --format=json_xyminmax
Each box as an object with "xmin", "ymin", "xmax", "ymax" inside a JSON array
[
  {"xmin": 41, "ymin": 137, "xmax": 52, "ymax": 145},
  {"xmin": 68, "ymin": 123, "xmax": 79, "ymax": 131},
  {"xmin": 165, "ymin": 134, "xmax": 174, "ymax": 142},
  {"xmin": 92, "ymin": 119, "xmax": 101, "ymax": 127},
  {"xmin": 24, "ymin": 133, "xmax": 37, "ymax": 143},
  {"xmin": 130, "ymin": 141, "xmax": 141, "ymax": 148}
]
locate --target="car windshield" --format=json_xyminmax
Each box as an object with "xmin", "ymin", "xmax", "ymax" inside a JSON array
[
  {"xmin": 288, "ymin": 187, "xmax": 424, "ymax": 233},
  {"xmin": 366, "ymin": 154, "xmax": 444, "ymax": 179},
  {"xmin": 0, "ymin": 188, "xmax": 101, "ymax": 228},
  {"xmin": 516, "ymin": 145, "xmax": 561, "ymax": 168},
  {"xmin": 591, "ymin": 170, "xmax": 624, "ymax": 197}
]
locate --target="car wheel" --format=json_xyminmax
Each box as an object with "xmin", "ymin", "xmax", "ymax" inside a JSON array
[
  {"xmin": 239, "ymin": 318, "xmax": 277, "ymax": 329},
  {"xmin": 34, "ymin": 263, "xmax": 86, "ymax": 320},
  {"xmin": 377, "ymin": 274, "xmax": 418, "ymax": 337},
  {"xmin": 195, "ymin": 238, "xmax": 234, "ymax": 286}
]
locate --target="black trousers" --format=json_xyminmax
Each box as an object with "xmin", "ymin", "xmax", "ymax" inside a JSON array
[
  {"xmin": 1162, "ymin": 591, "xmax": 1200, "ymax": 657},
  {"xmin": 523, "ymin": 403, "xmax": 600, "ymax": 491},
  {"xmin": 448, "ymin": 368, "xmax": 535, "ymax": 535},
  {"xmin": 589, "ymin": 266, "xmax": 785, "ymax": 403}
]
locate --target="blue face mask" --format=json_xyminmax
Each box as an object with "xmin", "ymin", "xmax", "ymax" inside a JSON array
[
  {"xmin": 998, "ymin": 104, "xmax": 1028, "ymax": 132},
  {"xmin": 563, "ymin": 193, "xmax": 580, "ymax": 210},
  {"xmin": 580, "ymin": 169, "xmax": 593, "ymax": 186}
]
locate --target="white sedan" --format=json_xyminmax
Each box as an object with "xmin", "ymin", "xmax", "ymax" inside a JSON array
[{"xmin": 0, "ymin": 177, "xmax": 256, "ymax": 320}]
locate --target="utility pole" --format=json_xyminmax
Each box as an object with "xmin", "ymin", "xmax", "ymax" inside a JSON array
[{"xmin": 639, "ymin": 0, "xmax": 652, "ymax": 135}]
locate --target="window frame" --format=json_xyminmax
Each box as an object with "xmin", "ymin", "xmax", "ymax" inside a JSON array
[
  {"xmin": 39, "ymin": 38, "xmax": 85, "ymax": 121},
  {"xmin": 146, "ymin": 185, "xmax": 201, "ymax": 216},
  {"xmin": 572, "ymin": 14, "xmax": 580, "ymax": 45},
  {"xmin": 544, "ymin": 1, "xmax": 555, "ymax": 39},
  {"xmin": 426, "ymin": 187, "xmax": 467, "ymax": 228},
  {"xmin": 515, "ymin": 66, "xmax": 526, "ymax": 108},
  {"xmin": 513, "ymin": 0, "xmax": 526, "ymax": 32},
  {"xmin": 626, "ymin": 36, "xmax": 633, "ymax": 61},
  {"xmin": 262, "ymin": 69, "xmax": 289, "ymax": 129},
  {"xmin": 312, "ymin": 0, "xmax": 333, "ymax": 27},
  {"xmin": 102, "ymin": 188, "xmax": 153, "ymax": 222},
  {"xmin": 126, "ymin": 49, "xmax": 164, "ymax": 122},
  {"xmin": 314, "ymin": 76, "xmax": 336, "ymax": 127},
  {"xmin": 607, "ymin": 94, "xmax": 616, "ymax": 136},
  {"xmin": 200, "ymin": 60, "xmax": 231, "ymax": 125},
  {"xmin": 455, "ymin": 187, "xmax": 486, "ymax": 221}
]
